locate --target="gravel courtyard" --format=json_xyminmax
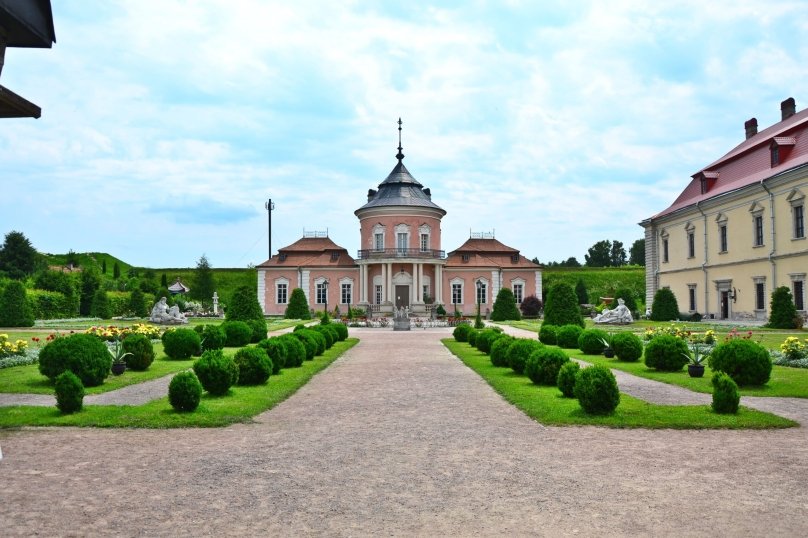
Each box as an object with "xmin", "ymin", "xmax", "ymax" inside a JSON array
[{"xmin": 2, "ymin": 328, "xmax": 807, "ymax": 536}]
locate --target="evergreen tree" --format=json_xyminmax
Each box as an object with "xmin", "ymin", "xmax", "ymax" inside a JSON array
[
  {"xmin": 102, "ymin": 259, "xmax": 107, "ymax": 274},
  {"xmin": 650, "ymin": 288, "xmax": 679, "ymax": 321},
  {"xmin": 544, "ymin": 283, "xmax": 584, "ymax": 327},
  {"xmin": 0, "ymin": 230, "xmax": 39, "ymax": 279},
  {"xmin": 0, "ymin": 280, "xmax": 35, "ymax": 326},
  {"xmin": 285, "ymin": 288, "xmax": 311, "ymax": 319},
  {"xmin": 161, "ymin": 273, "xmax": 168, "ymax": 287},
  {"xmin": 129, "ymin": 288, "xmax": 148, "ymax": 317},
  {"xmin": 766, "ymin": 286, "xmax": 799, "ymax": 329},
  {"xmin": 65, "ymin": 249, "xmax": 79, "ymax": 268},
  {"xmin": 629, "ymin": 239, "xmax": 645, "ymax": 266},
  {"xmin": 491, "ymin": 288, "xmax": 522, "ymax": 321},
  {"xmin": 113, "ymin": 262, "xmax": 121, "ymax": 279},
  {"xmin": 575, "ymin": 278, "xmax": 589, "ymax": 304},
  {"xmin": 190, "ymin": 254, "xmax": 216, "ymax": 305},
  {"xmin": 226, "ymin": 285, "xmax": 263, "ymax": 321},
  {"xmin": 90, "ymin": 289, "xmax": 111, "ymax": 319},
  {"xmin": 79, "ymin": 268, "xmax": 101, "ymax": 316}
]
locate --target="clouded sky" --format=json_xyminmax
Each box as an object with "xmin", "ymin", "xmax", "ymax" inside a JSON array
[{"xmin": 2, "ymin": 1, "xmax": 806, "ymax": 268}]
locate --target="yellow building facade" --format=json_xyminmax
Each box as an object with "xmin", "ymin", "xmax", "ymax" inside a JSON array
[{"xmin": 641, "ymin": 98, "xmax": 807, "ymax": 322}]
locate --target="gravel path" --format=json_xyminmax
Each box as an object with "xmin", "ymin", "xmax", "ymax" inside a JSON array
[{"xmin": 2, "ymin": 328, "xmax": 808, "ymax": 536}]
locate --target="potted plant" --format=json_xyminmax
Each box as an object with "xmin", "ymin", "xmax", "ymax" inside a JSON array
[
  {"xmin": 683, "ymin": 342, "xmax": 709, "ymax": 378},
  {"xmin": 600, "ymin": 335, "xmax": 615, "ymax": 358},
  {"xmin": 108, "ymin": 338, "xmax": 132, "ymax": 376}
]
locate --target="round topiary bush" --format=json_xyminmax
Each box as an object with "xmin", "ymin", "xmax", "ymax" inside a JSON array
[
  {"xmin": 279, "ymin": 334, "xmax": 306, "ymax": 367},
  {"xmin": 708, "ymin": 339, "xmax": 772, "ymax": 386},
  {"xmin": 234, "ymin": 346, "xmax": 273, "ymax": 385},
  {"xmin": 200, "ymin": 324, "xmax": 227, "ymax": 351},
  {"xmin": 257, "ymin": 337, "xmax": 287, "ymax": 374},
  {"xmin": 54, "ymin": 370, "xmax": 84, "ymax": 414},
  {"xmin": 611, "ymin": 332, "xmax": 643, "ymax": 362},
  {"xmin": 122, "ymin": 333, "xmax": 155, "ymax": 371},
  {"xmin": 490, "ymin": 335, "xmax": 514, "ymax": 367},
  {"xmin": 193, "ymin": 349, "xmax": 239, "ymax": 395},
  {"xmin": 711, "ymin": 372, "xmax": 739, "ymax": 414},
  {"xmin": 644, "ymin": 334, "xmax": 688, "ymax": 371},
  {"xmin": 246, "ymin": 318, "xmax": 268, "ymax": 343},
  {"xmin": 650, "ymin": 288, "xmax": 680, "ymax": 321},
  {"xmin": 161, "ymin": 328, "xmax": 201, "ymax": 360},
  {"xmin": 168, "ymin": 371, "xmax": 202, "ymax": 412},
  {"xmin": 467, "ymin": 329, "xmax": 479, "ymax": 347},
  {"xmin": 557, "ymin": 361, "xmax": 581, "ymax": 398},
  {"xmin": 543, "ymin": 283, "xmax": 585, "ymax": 328},
  {"xmin": 506, "ymin": 338, "xmax": 543, "ymax": 375},
  {"xmin": 574, "ymin": 365, "xmax": 620, "ymax": 415},
  {"xmin": 221, "ymin": 321, "xmax": 253, "ymax": 348},
  {"xmin": 578, "ymin": 328, "xmax": 609, "ymax": 355},
  {"xmin": 38, "ymin": 333, "xmax": 111, "ymax": 387},
  {"xmin": 312, "ymin": 325, "xmax": 334, "ymax": 349},
  {"xmin": 556, "ymin": 325, "xmax": 584, "ymax": 349},
  {"xmin": 538, "ymin": 324, "xmax": 558, "ymax": 345},
  {"xmin": 525, "ymin": 347, "xmax": 570, "ymax": 385},
  {"xmin": 293, "ymin": 330, "xmax": 318, "ymax": 360},
  {"xmin": 453, "ymin": 323, "xmax": 472, "ymax": 342},
  {"xmin": 331, "ymin": 322, "xmax": 348, "ymax": 341},
  {"xmin": 301, "ymin": 329, "xmax": 326, "ymax": 355},
  {"xmin": 475, "ymin": 329, "xmax": 501, "ymax": 354}
]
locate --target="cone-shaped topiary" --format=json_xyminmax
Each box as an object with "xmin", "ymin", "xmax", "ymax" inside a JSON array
[
  {"xmin": 611, "ymin": 332, "xmax": 643, "ymax": 362},
  {"xmin": 650, "ymin": 288, "xmax": 679, "ymax": 321},
  {"xmin": 129, "ymin": 288, "xmax": 148, "ymax": 317},
  {"xmin": 766, "ymin": 286, "xmax": 799, "ymax": 329},
  {"xmin": 54, "ymin": 370, "xmax": 84, "ymax": 414},
  {"xmin": 226, "ymin": 285, "xmax": 264, "ymax": 321},
  {"xmin": 575, "ymin": 279, "xmax": 588, "ymax": 304},
  {"xmin": 574, "ymin": 365, "xmax": 620, "ymax": 415},
  {"xmin": 708, "ymin": 339, "xmax": 772, "ymax": 386},
  {"xmin": 122, "ymin": 333, "xmax": 155, "ymax": 370},
  {"xmin": 557, "ymin": 361, "xmax": 581, "ymax": 397},
  {"xmin": 234, "ymin": 346, "xmax": 273, "ymax": 385},
  {"xmin": 168, "ymin": 371, "xmax": 202, "ymax": 412},
  {"xmin": 0, "ymin": 280, "xmax": 34, "ymax": 327},
  {"xmin": 285, "ymin": 288, "xmax": 312, "ymax": 319},
  {"xmin": 525, "ymin": 347, "xmax": 569, "ymax": 385},
  {"xmin": 193, "ymin": 349, "xmax": 239, "ymax": 395},
  {"xmin": 711, "ymin": 372, "xmax": 739, "ymax": 414},
  {"xmin": 491, "ymin": 288, "xmax": 521, "ymax": 322},
  {"xmin": 543, "ymin": 283, "xmax": 584, "ymax": 328}
]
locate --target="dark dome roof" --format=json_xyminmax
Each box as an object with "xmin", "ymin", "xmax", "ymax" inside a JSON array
[{"xmin": 355, "ymin": 161, "xmax": 446, "ymax": 214}]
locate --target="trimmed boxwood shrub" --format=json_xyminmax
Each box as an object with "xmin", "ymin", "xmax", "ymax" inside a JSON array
[
  {"xmin": 525, "ymin": 347, "xmax": 569, "ymax": 385},
  {"xmin": 507, "ymin": 338, "xmax": 543, "ymax": 375},
  {"xmin": 556, "ymin": 324, "xmax": 584, "ymax": 349},
  {"xmin": 193, "ymin": 349, "xmax": 239, "ymax": 395},
  {"xmin": 574, "ymin": 365, "xmax": 620, "ymax": 415},
  {"xmin": 557, "ymin": 361, "xmax": 581, "ymax": 398},
  {"xmin": 312, "ymin": 325, "xmax": 334, "ymax": 349},
  {"xmin": 644, "ymin": 334, "xmax": 688, "ymax": 372},
  {"xmin": 650, "ymin": 288, "xmax": 679, "ymax": 321},
  {"xmin": 331, "ymin": 322, "xmax": 348, "ymax": 341},
  {"xmin": 279, "ymin": 334, "xmax": 305, "ymax": 367},
  {"xmin": 246, "ymin": 318, "xmax": 268, "ymax": 343},
  {"xmin": 453, "ymin": 323, "xmax": 472, "ymax": 342},
  {"xmin": 611, "ymin": 332, "xmax": 643, "ymax": 362},
  {"xmin": 0, "ymin": 280, "xmax": 34, "ymax": 327},
  {"xmin": 38, "ymin": 333, "xmax": 111, "ymax": 387},
  {"xmin": 578, "ymin": 328, "xmax": 609, "ymax": 355},
  {"xmin": 221, "ymin": 321, "xmax": 253, "ymax": 348},
  {"xmin": 490, "ymin": 335, "xmax": 514, "ymax": 367},
  {"xmin": 200, "ymin": 324, "xmax": 227, "ymax": 351},
  {"xmin": 54, "ymin": 370, "xmax": 84, "ymax": 414},
  {"xmin": 543, "ymin": 283, "xmax": 585, "ymax": 328},
  {"xmin": 292, "ymin": 331, "xmax": 317, "ymax": 360},
  {"xmin": 301, "ymin": 329, "xmax": 326, "ymax": 356},
  {"xmin": 476, "ymin": 329, "xmax": 502, "ymax": 354},
  {"xmin": 467, "ymin": 329, "xmax": 479, "ymax": 347},
  {"xmin": 257, "ymin": 337, "xmax": 287, "ymax": 374},
  {"xmin": 161, "ymin": 328, "xmax": 202, "ymax": 360},
  {"xmin": 708, "ymin": 339, "xmax": 772, "ymax": 386},
  {"xmin": 122, "ymin": 333, "xmax": 155, "ymax": 371},
  {"xmin": 168, "ymin": 371, "xmax": 202, "ymax": 412},
  {"xmin": 712, "ymin": 372, "xmax": 740, "ymax": 414},
  {"xmin": 234, "ymin": 347, "xmax": 273, "ymax": 385},
  {"xmin": 538, "ymin": 324, "xmax": 558, "ymax": 345}
]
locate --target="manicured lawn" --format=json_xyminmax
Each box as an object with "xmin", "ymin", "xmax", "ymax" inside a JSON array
[
  {"xmin": 0, "ymin": 338, "xmax": 358, "ymax": 428},
  {"xmin": 443, "ymin": 339, "xmax": 795, "ymax": 429}
]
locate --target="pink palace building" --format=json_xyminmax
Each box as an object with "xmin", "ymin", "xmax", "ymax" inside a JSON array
[{"xmin": 257, "ymin": 124, "xmax": 542, "ymax": 317}]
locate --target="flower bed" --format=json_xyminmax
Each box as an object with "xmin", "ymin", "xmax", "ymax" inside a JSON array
[{"xmin": 85, "ymin": 323, "xmax": 162, "ymax": 341}]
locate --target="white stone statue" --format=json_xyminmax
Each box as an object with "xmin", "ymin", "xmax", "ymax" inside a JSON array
[
  {"xmin": 149, "ymin": 297, "xmax": 188, "ymax": 324},
  {"xmin": 594, "ymin": 298, "xmax": 633, "ymax": 324}
]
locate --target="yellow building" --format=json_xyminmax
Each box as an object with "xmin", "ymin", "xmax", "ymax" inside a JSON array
[{"xmin": 641, "ymin": 98, "xmax": 807, "ymax": 322}]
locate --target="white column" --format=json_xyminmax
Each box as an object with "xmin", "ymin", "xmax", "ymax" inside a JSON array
[
  {"xmin": 412, "ymin": 262, "xmax": 418, "ymax": 303},
  {"xmin": 436, "ymin": 265, "xmax": 443, "ymax": 303},
  {"xmin": 360, "ymin": 264, "xmax": 367, "ymax": 303},
  {"xmin": 418, "ymin": 263, "xmax": 424, "ymax": 301},
  {"xmin": 381, "ymin": 263, "xmax": 386, "ymax": 303},
  {"xmin": 387, "ymin": 262, "xmax": 393, "ymax": 302}
]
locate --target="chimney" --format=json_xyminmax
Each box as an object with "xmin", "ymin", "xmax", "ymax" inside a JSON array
[
  {"xmin": 781, "ymin": 97, "xmax": 796, "ymax": 121},
  {"xmin": 744, "ymin": 118, "xmax": 758, "ymax": 139},
  {"xmin": 423, "ymin": 187, "xmax": 431, "ymax": 198}
]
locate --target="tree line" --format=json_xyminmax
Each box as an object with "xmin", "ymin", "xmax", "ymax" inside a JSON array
[{"xmin": 534, "ymin": 239, "xmax": 645, "ymax": 268}]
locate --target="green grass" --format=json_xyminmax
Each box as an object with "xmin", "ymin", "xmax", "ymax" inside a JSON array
[
  {"xmin": 443, "ymin": 339, "xmax": 795, "ymax": 429},
  {"xmin": 0, "ymin": 338, "xmax": 358, "ymax": 428}
]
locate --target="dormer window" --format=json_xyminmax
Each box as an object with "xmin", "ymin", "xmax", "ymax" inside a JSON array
[
  {"xmin": 697, "ymin": 171, "xmax": 719, "ymax": 194},
  {"xmin": 462, "ymin": 254, "xmax": 470, "ymax": 262},
  {"xmin": 771, "ymin": 137, "xmax": 795, "ymax": 168},
  {"xmin": 331, "ymin": 252, "xmax": 339, "ymax": 261},
  {"xmin": 279, "ymin": 253, "xmax": 287, "ymax": 262},
  {"xmin": 511, "ymin": 254, "xmax": 519, "ymax": 263}
]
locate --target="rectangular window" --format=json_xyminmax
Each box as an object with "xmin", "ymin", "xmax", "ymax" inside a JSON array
[
  {"xmin": 341, "ymin": 283, "xmax": 351, "ymax": 305},
  {"xmin": 374, "ymin": 284, "xmax": 383, "ymax": 305},
  {"xmin": 754, "ymin": 215, "xmax": 764, "ymax": 247},
  {"xmin": 719, "ymin": 225, "xmax": 728, "ymax": 252},
  {"xmin": 276, "ymin": 283, "xmax": 288, "ymax": 304},
  {"xmin": 422, "ymin": 285, "xmax": 430, "ymax": 301},
  {"xmin": 687, "ymin": 232, "xmax": 695, "ymax": 258},
  {"xmin": 420, "ymin": 233, "xmax": 429, "ymax": 251},
  {"xmin": 513, "ymin": 283, "xmax": 524, "ymax": 303},
  {"xmin": 795, "ymin": 280, "xmax": 805, "ymax": 311},
  {"xmin": 771, "ymin": 145, "xmax": 780, "ymax": 167},
  {"xmin": 476, "ymin": 282, "xmax": 487, "ymax": 305},
  {"xmin": 795, "ymin": 205, "xmax": 805, "ymax": 239},
  {"xmin": 755, "ymin": 282, "xmax": 765, "ymax": 310},
  {"xmin": 374, "ymin": 233, "xmax": 384, "ymax": 251},
  {"xmin": 662, "ymin": 239, "xmax": 669, "ymax": 263},
  {"xmin": 316, "ymin": 282, "xmax": 327, "ymax": 304},
  {"xmin": 397, "ymin": 233, "xmax": 408, "ymax": 255},
  {"xmin": 451, "ymin": 283, "xmax": 462, "ymax": 305},
  {"xmin": 688, "ymin": 286, "xmax": 696, "ymax": 311}
]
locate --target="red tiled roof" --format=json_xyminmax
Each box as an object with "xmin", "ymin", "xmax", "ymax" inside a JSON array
[
  {"xmin": 450, "ymin": 238, "xmax": 518, "ymax": 254},
  {"xmin": 446, "ymin": 238, "xmax": 540, "ymax": 268},
  {"xmin": 257, "ymin": 236, "xmax": 356, "ymax": 267}
]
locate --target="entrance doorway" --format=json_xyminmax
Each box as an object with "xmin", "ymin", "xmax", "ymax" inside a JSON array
[
  {"xmin": 395, "ymin": 285, "xmax": 410, "ymax": 309},
  {"xmin": 720, "ymin": 291, "xmax": 729, "ymax": 319}
]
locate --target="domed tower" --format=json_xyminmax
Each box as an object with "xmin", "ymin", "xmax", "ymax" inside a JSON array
[{"xmin": 354, "ymin": 119, "xmax": 447, "ymax": 314}]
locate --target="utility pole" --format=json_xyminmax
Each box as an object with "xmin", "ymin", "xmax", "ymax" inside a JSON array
[{"xmin": 265, "ymin": 199, "xmax": 275, "ymax": 260}]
